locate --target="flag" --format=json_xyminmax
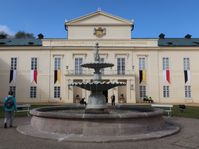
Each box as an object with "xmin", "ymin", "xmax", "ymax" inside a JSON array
[
  {"xmin": 54, "ymin": 69, "xmax": 61, "ymax": 84},
  {"xmin": 54, "ymin": 70, "xmax": 58, "ymax": 84},
  {"xmin": 142, "ymin": 70, "xmax": 146, "ymax": 82},
  {"xmin": 139, "ymin": 70, "xmax": 146, "ymax": 83},
  {"xmin": 57, "ymin": 69, "xmax": 61, "ymax": 83},
  {"xmin": 139, "ymin": 70, "xmax": 143, "ymax": 83},
  {"xmin": 30, "ymin": 70, "xmax": 37, "ymax": 83},
  {"xmin": 9, "ymin": 70, "xmax": 16, "ymax": 83},
  {"xmin": 9, "ymin": 70, "xmax": 13, "ymax": 83},
  {"xmin": 34, "ymin": 70, "xmax": 37, "ymax": 83},
  {"xmin": 166, "ymin": 69, "xmax": 170, "ymax": 83},
  {"xmin": 184, "ymin": 70, "xmax": 191, "ymax": 83},
  {"xmin": 163, "ymin": 69, "xmax": 170, "ymax": 83},
  {"xmin": 30, "ymin": 70, "xmax": 38, "ymax": 83}
]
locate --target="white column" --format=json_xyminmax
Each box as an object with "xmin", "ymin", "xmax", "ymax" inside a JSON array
[
  {"xmin": 126, "ymin": 79, "xmax": 131, "ymax": 103},
  {"xmin": 115, "ymin": 86, "xmax": 119, "ymax": 103},
  {"xmin": 108, "ymin": 89, "xmax": 113, "ymax": 103},
  {"xmin": 67, "ymin": 79, "xmax": 74, "ymax": 103},
  {"xmin": 82, "ymin": 79, "xmax": 87, "ymax": 99},
  {"xmin": 129, "ymin": 79, "xmax": 136, "ymax": 103}
]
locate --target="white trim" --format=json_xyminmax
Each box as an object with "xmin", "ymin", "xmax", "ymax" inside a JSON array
[
  {"xmin": 115, "ymin": 53, "xmax": 129, "ymax": 58},
  {"xmin": 65, "ymin": 10, "xmax": 133, "ymax": 25},
  {"xmin": 73, "ymin": 53, "xmax": 87, "ymax": 59}
]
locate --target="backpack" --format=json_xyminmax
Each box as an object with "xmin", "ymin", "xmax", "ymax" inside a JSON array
[{"xmin": 5, "ymin": 97, "xmax": 14, "ymax": 109}]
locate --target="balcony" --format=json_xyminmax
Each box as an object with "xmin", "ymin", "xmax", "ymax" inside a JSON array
[{"xmin": 65, "ymin": 69, "xmax": 134, "ymax": 76}]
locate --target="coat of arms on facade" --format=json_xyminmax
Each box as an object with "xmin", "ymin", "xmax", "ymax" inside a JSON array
[{"xmin": 94, "ymin": 27, "xmax": 106, "ymax": 38}]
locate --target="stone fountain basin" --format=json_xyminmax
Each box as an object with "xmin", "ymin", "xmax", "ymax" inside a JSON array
[
  {"xmin": 70, "ymin": 82, "xmax": 126, "ymax": 91},
  {"xmin": 30, "ymin": 105, "xmax": 170, "ymax": 136}
]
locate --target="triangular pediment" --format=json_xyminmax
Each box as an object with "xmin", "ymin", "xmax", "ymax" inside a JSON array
[{"xmin": 65, "ymin": 11, "xmax": 133, "ymax": 26}]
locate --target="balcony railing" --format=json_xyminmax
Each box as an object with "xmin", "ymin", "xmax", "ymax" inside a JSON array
[{"xmin": 65, "ymin": 69, "xmax": 134, "ymax": 76}]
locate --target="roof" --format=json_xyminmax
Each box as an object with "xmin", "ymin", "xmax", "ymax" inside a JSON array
[
  {"xmin": 65, "ymin": 10, "xmax": 133, "ymax": 26},
  {"xmin": 0, "ymin": 39, "xmax": 42, "ymax": 46},
  {"xmin": 158, "ymin": 38, "xmax": 199, "ymax": 47}
]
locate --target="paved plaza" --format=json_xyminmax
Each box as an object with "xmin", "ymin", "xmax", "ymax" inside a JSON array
[{"xmin": 0, "ymin": 117, "xmax": 199, "ymax": 149}]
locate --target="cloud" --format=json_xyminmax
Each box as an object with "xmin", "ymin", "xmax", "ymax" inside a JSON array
[{"xmin": 0, "ymin": 25, "xmax": 14, "ymax": 35}]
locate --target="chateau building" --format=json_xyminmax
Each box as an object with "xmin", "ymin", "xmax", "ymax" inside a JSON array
[{"xmin": 0, "ymin": 10, "xmax": 199, "ymax": 104}]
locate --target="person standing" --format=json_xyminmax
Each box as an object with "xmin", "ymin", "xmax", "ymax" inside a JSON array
[
  {"xmin": 111, "ymin": 94, "xmax": 115, "ymax": 106},
  {"xmin": 80, "ymin": 98, "xmax": 87, "ymax": 106},
  {"xmin": 3, "ymin": 91, "xmax": 17, "ymax": 128}
]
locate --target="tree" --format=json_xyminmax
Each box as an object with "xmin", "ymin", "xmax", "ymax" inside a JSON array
[
  {"xmin": 184, "ymin": 34, "xmax": 192, "ymax": 39},
  {"xmin": 37, "ymin": 33, "xmax": 44, "ymax": 39},
  {"xmin": 159, "ymin": 33, "xmax": 165, "ymax": 39},
  {"xmin": 0, "ymin": 31, "xmax": 8, "ymax": 39},
  {"xmin": 15, "ymin": 31, "xmax": 35, "ymax": 39}
]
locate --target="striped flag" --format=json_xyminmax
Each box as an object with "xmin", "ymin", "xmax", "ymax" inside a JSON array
[
  {"xmin": 184, "ymin": 70, "xmax": 191, "ymax": 83},
  {"xmin": 9, "ymin": 70, "xmax": 16, "ymax": 83},
  {"xmin": 139, "ymin": 70, "xmax": 146, "ymax": 83},
  {"xmin": 30, "ymin": 70, "xmax": 38, "ymax": 83},
  {"xmin": 54, "ymin": 70, "xmax": 61, "ymax": 84},
  {"xmin": 163, "ymin": 69, "xmax": 170, "ymax": 83}
]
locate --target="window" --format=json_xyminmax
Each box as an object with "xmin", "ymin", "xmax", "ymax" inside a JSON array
[
  {"xmin": 117, "ymin": 58, "xmax": 125, "ymax": 75},
  {"xmin": 54, "ymin": 57, "xmax": 61, "ymax": 70},
  {"xmin": 30, "ymin": 86, "xmax": 37, "ymax": 98},
  {"xmin": 183, "ymin": 58, "xmax": 190, "ymax": 70},
  {"xmin": 139, "ymin": 57, "xmax": 145, "ymax": 70},
  {"xmin": 163, "ymin": 86, "xmax": 169, "ymax": 98},
  {"xmin": 75, "ymin": 58, "xmax": 83, "ymax": 75},
  {"xmin": 185, "ymin": 85, "xmax": 191, "ymax": 98},
  {"xmin": 163, "ymin": 57, "xmax": 169, "ymax": 70},
  {"xmin": 139, "ymin": 86, "xmax": 146, "ymax": 98},
  {"xmin": 11, "ymin": 57, "xmax": 17, "ymax": 70},
  {"xmin": 31, "ymin": 57, "xmax": 37, "ymax": 70},
  {"xmin": 9, "ymin": 86, "xmax": 16, "ymax": 97},
  {"xmin": 54, "ymin": 86, "xmax": 60, "ymax": 98}
]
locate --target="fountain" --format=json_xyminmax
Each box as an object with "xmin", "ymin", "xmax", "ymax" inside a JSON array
[
  {"xmin": 70, "ymin": 43, "xmax": 125, "ymax": 113},
  {"xmin": 17, "ymin": 43, "xmax": 180, "ymax": 142}
]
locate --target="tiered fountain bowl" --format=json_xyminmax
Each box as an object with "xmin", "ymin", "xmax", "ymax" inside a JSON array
[{"xmin": 17, "ymin": 43, "xmax": 180, "ymax": 142}]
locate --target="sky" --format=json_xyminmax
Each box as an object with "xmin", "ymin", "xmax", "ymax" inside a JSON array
[{"xmin": 0, "ymin": 0, "xmax": 199, "ymax": 38}]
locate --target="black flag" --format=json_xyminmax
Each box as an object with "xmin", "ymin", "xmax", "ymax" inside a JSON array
[
  {"xmin": 9, "ymin": 70, "xmax": 13, "ymax": 83},
  {"xmin": 139, "ymin": 70, "xmax": 143, "ymax": 83},
  {"xmin": 54, "ymin": 70, "xmax": 58, "ymax": 84},
  {"xmin": 184, "ymin": 70, "xmax": 188, "ymax": 83}
]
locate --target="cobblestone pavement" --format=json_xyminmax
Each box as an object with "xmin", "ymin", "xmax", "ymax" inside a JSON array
[{"xmin": 0, "ymin": 117, "xmax": 199, "ymax": 149}]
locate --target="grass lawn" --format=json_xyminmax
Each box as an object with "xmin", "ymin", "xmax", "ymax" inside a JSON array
[
  {"xmin": 0, "ymin": 104, "xmax": 199, "ymax": 119},
  {"xmin": 172, "ymin": 105, "xmax": 199, "ymax": 119}
]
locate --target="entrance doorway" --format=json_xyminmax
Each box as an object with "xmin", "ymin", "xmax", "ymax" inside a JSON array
[
  {"xmin": 118, "ymin": 79, "xmax": 127, "ymax": 103},
  {"xmin": 73, "ymin": 80, "xmax": 83, "ymax": 103},
  {"xmin": 103, "ymin": 90, "xmax": 108, "ymax": 103}
]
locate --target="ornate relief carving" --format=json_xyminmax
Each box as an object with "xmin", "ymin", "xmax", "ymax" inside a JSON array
[{"xmin": 94, "ymin": 27, "xmax": 106, "ymax": 38}]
